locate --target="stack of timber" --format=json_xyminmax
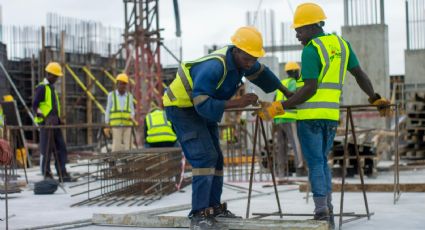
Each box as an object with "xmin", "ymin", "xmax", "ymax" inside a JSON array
[
  {"xmin": 331, "ymin": 130, "xmax": 379, "ymax": 178},
  {"xmin": 401, "ymin": 87, "xmax": 425, "ymax": 161}
]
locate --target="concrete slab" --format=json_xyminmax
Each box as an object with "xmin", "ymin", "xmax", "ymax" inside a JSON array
[{"xmin": 93, "ymin": 214, "xmax": 328, "ymax": 230}]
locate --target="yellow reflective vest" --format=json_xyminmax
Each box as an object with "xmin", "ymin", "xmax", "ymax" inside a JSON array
[
  {"xmin": 145, "ymin": 109, "xmax": 177, "ymax": 143},
  {"xmin": 163, "ymin": 47, "xmax": 228, "ymax": 108},
  {"xmin": 274, "ymin": 78, "xmax": 297, "ymax": 120},
  {"xmin": 0, "ymin": 106, "xmax": 3, "ymax": 126},
  {"xmin": 109, "ymin": 91, "xmax": 133, "ymax": 126},
  {"xmin": 297, "ymin": 35, "xmax": 350, "ymax": 121},
  {"xmin": 34, "ymin": 82, "xmax": 61, "ymax": 124}
]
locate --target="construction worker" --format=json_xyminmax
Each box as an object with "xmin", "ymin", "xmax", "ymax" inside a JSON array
[
  {"xmin": 104, "ymin": 73, "xmax": 135, "ymax": 152},
  {"xmin": 163, "ymin": 26, "xmax": 285, "ymax": 229},
  {"xmin": 258, "ymin": 3, "xmax": 391, "ymax": 228},
  {"xmin": 144, "ymin": 106, "xmax": 177, "ymax": 148},
  {"xmin": 273, "ymin": 62, "xmax": 304, "ymax": 178},
  {"xmin": 33, "ymin": 62, "xmax": 72, "ymax": 182}
]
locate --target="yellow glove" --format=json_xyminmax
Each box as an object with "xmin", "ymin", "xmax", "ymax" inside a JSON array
[
  {"xmin": 257, "ymin": 101, "xmax": 285, "ymax": 121},
  {"xmin": 103, "ymin": 127, "xmax": 111, "ymax": 139},
  {"xmin": 368, "ymin": 93, "xmax": 392, "ymax": 117}
]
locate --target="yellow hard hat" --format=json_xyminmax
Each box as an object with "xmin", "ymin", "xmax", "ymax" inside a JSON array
[
  {"xmin": 116, "ymin": 73, "xmax": 129, "ymax": 84},
  {"xmin": 284, "ymin": 62, "xmax": 300, "ymax": 71},
  {"xmin": 45, "ymin": 62, "xmax": 63, "ymax": 77},
  {"xmin": 292, "ymin": 3, "xmax": 327, "ymax": 29},
  {"xmin": 3, "ymin": 95, "xmax": 14, "ymax": 102},
  {"xmin": 231, "ymin": 26, "xmax": 265, "ymax": 58}
]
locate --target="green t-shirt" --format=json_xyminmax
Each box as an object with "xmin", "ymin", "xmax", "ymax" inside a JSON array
[{"xmin": 301, "ymin": 33, "xmax": 360, "ymax": 80}]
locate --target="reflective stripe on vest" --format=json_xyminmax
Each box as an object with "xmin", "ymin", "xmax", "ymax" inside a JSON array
[
  {"xmin": 274, "ymin": 78, "xmax": 297, "ymax": 120},
  {"xmin": 297, "ymin": 35, "xmax": 349, "ymax": 121},
  {"xmin": 34, "ymin": 82, "xmax": 61, "ymax": 124},
  {"xmin": 163, "ymin": 47, "xmax": 228, "ymax": 108},
  {"xmin": 146, "ymin": 110, "xmax": 177, "ymax": 143},
  {"xmin": 109, "ymin": 91, "xmax": 133, "ymax": 126}
]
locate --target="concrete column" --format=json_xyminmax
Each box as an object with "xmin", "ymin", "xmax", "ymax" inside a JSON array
[
  {"xmin": 341, "ymin": 24, "xmax": 390, "ymax": 128},
  {"xmin": 405, "ymin": 49, "xmax": 425, "ymax": 84}
]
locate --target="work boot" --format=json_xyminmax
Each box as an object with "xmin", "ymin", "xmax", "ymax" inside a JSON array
[
  {"xmin": 190, "ymin": 207, "xmax": 226, "ymax": 230},
  {"xmin": 44, "ymin": 171, "xmax": 53, "ymax": 180},
  {"xmin": 313, "ymin": 196, "xmax": 330, "ymax": 221},
  {"xmin": 327, "ymin": 194, "xmax": 335, "ymax": 229},
  {"xmin": 60, "ymin": 172, "xmax": 75, "ymax": 183},
  {"xmin": 213, "ymin": 202, "xmax": 241, "ymax": 218}
]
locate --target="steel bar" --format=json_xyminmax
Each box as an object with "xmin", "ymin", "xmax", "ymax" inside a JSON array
[{"xmin": 246, "ymin": 115, "xmax": 259, "ymax": 218}]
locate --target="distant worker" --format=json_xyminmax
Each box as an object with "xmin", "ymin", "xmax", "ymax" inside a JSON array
[
  {"xmin": 104, "ymin": 73, "xmax": 135, "ymax": 152},
  {"xmin": 163, "ymin": 26, "xmax": 285, "ymax": 229},
  {"xmin": 273, "ymin": 62, "xmax": 304, "ymax": 178},
  {"xmin": 144, "ymin": 106, "xmax": 177, "ymax": 148},
  {"xmin": 33, "ymin": 62, "xmax": 72, "ymax": 182},
  {"xmin": 258, "ymin": 3, "xmax": 391, "ymax": 228}
]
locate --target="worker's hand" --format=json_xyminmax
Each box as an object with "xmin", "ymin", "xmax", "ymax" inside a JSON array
[
  {"xmin": 257, "ymin": 101, "xmax": 285, "ymax": 121},
  {"xmin": 103, "ymin": 127, "xmax": 111, "ymax": 139},
  {"xmin": 368, "ymin": 93, "xmax": 392, "ymax": 117},
  {"xmin": 131, "ymin": 118, "xmax": 139, "ymax": 126},
  {"xmin": 239, "ymin": 93, "xmax": 259, "ymax": 107}
]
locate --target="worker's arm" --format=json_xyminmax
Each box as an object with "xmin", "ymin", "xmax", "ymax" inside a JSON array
[
  {"xmin": 277, "ymin": 84, "xmax": 294, "ymax": 98},
  {"xmin": 129, "ymin": 93, "xmax": 135, "ymax": 119},
  {"xmin": 191, "ymin": 59, "xmax": 228, "ymax": 122},
  {"xmin": 349, "ymin": 66, "xmax": 375, "ymax": 98},
  {"xmin": 244, "ymin": 62, "xmax": 282, "ymax": 93},
  {"xmin": 281, "ymin": 79, "xmax": 317, "ymax": 108}
]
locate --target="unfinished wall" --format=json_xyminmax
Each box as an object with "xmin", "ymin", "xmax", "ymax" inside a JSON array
[
  {"xmin": 405, "ymin": 49, "xmax": 425, "ymax": 84},
  {"xmin": 341, "ymin": 24, "xmax": 390, "ymax": 128}
]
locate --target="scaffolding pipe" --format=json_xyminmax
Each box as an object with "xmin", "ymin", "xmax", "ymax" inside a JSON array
[{"xmin": 0, "ymin": 62, "xmax": 38, "ymax": 126}]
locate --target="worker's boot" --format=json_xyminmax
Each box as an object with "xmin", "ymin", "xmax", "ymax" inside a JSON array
[
  {"xmin": 313, "ymin": 196, "xmax": 330, "ymax": 222},
  {"xmin": 190, "ymin": 207, "xmax": 226, "ymax": 230},
  {"xmin": 327, "ymin": 194, "xmax": 335, "ymax": 229},
  {"xmin": 213, "ymin": 202, "xmax": 241, "ymax": 218}
]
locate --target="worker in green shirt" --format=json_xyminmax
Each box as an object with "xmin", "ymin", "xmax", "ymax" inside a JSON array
[{"xmin": 273, "ymin": 62, "xmax": 304, "ymax": 178}]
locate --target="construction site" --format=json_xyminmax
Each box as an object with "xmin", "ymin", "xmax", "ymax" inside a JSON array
[{"xmin": 0, "ymin": 0, "xmax": 424, "ymax": 229}]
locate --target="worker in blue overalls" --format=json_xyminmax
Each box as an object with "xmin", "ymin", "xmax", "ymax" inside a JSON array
[{"xmin": 163, "ymin": 26, "xmax": 286, "ymax": 229}]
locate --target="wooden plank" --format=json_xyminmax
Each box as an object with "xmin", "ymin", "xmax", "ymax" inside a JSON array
[
  {"xmin": 92, "ymin": 214, "xmax": 328, "ymax": 230},
  {"xmin": 299, "ymin": 183, "xmax": 425, "ymax": 192}
]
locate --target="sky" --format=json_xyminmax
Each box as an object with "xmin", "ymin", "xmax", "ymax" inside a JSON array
[{"xmin": 0, "ymin": 0, "xmax": 407, "ymax": 75}]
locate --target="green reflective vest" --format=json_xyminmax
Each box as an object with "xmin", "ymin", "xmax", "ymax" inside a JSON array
[
  {"xmin": 163, "ymin": 47, "xmax": 229, "ymax": 108},
  {"xmin": 109, "ymin": 91, "xmax": 133, "ymax": 126},
  {"xmin": 274, "ymin": 78, "xmax": 297, "ymax": 120},
  {"xmin": 297, "ymin": 35, "xmax": 350, "ymax": 121},
  {"xmin": 0, "ymin": 106, "xmax": 4, "ymax": 126},
  {"xmin": 34, "ymin": 82, "xmax": 61, "ymax": 124},
  {"xmin": 146, "ymin": 110, "xmax": 177, "ymax": 143}
]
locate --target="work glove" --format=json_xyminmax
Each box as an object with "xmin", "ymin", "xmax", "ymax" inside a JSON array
[
  {"xmin": 257, "ymin": 101, "xmax": 285, "ymax": 121},
  {"xmin": 368, "ymin": 93, "xmax": 392, "ymax": 117},
  {"xmin": 103, "ymin": 127, "xmax": 111, "ymax": 139}
]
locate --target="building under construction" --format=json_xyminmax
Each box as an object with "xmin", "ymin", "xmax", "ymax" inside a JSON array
[{"xmin": 0, "ymin": 0, "xmax": 424, "ymax": 230}]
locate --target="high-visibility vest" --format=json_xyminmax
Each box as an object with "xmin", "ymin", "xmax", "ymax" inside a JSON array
[
  {"xmin": 34, "ymin": 82, "xmax": 61, "ymax": 124},
  {"xmin": 109, "ymin": 91, "xmax": 133, "ymax": 126},
  {"xmin": 296, "ymin": 34, "xmax": 350, "ymax": 121},
  {"xmin": 163, "ymin": 47, "xmax": 229, "ymax": 108},
  {"xmin": 146, "ymin": 110, "xmax": 177, "ymax": 143},
  {"xmin": 0, "ymin": 106, "xmax": 3, "ymax": 126},
  {"xmin": 274, "ymin": 78, "xmax": 297, "ymax": 120}
]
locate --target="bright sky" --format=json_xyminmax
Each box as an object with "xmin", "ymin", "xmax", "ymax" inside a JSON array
[{"xmin": 0, "ymin": 0, "xmax": 406, "ymax": 75}]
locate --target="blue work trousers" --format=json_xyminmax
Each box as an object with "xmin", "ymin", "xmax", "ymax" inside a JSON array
[
  {"xmin": 297, "ymin": 120, "xmax": 337, "ymax": 197},
  {"xmin": 40, "ymin": 127, "xmax": 68, "ymax": 176},
  {"xmin": 165, "ymin": 106, "xmax": 223, "ymax": 214}
]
